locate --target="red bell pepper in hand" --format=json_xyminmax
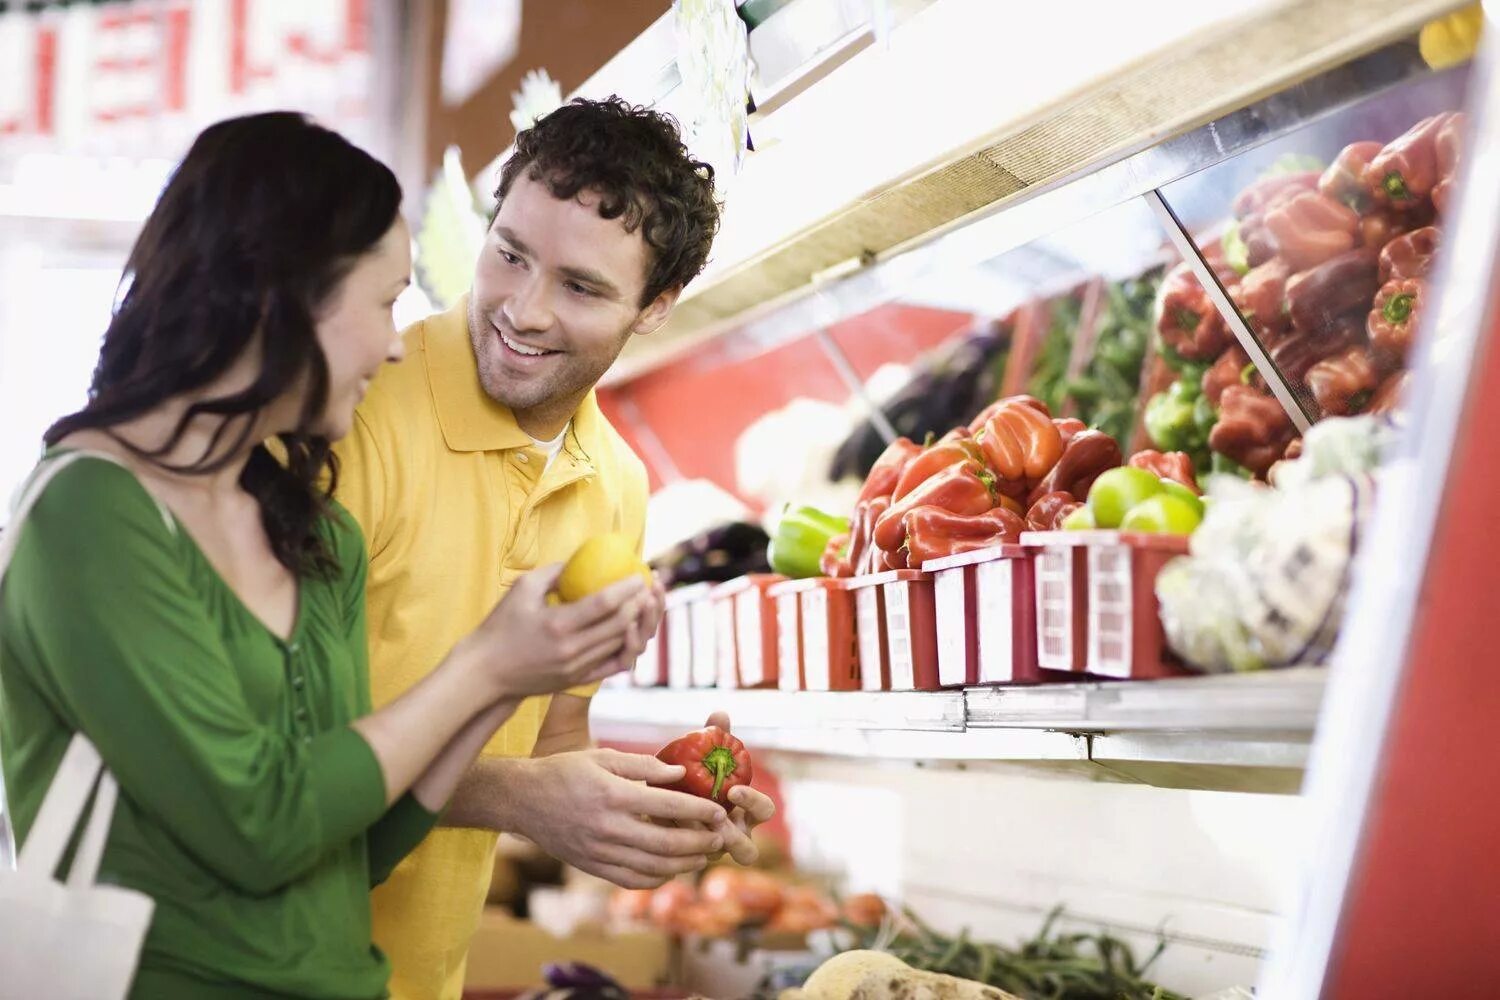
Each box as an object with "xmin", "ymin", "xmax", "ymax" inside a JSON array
[
  {"xmin": 1364, "ymin": 113, "xmax": 1452, "ymax": 209},
  {"xmin": 974, "ymin": 399, "xmax": 1064, "ymax": 495},
  {"xmin": 1026, "ymin": 430, "xmax": 1123, "ymax": 507},
  {"xmin": 873, "ymin": 461, "xmax": 996, "ymax": 553},
  {"xmin": 820, "ymin": 532, "xmax": 852, "ymax": 578},
  {"xmin": 1127, "ymin": 450, "xmax": 1201, "ymax": 494},
  {"xmin": 967, "ymin": 394, "xmax": 1051, "ymax": 435},
  {"xmin": 1157, "ymin": 263, "xmax": 1230, "ymax": 361},
  {"xmin": 1306, "ymin": 345, "xmax": 1381, "ymax": 416},
  {"xmin": 1378, "ymin": 226, "xmax": 1438, "ymax": 282},
  {"xmin": 1209, "ymin": 385, "xmax": 1295, "ymax": 477},
  {"xmin": 858, "ymin": 437, "xmax": 921, "ymax": 504},
  {"xmin": 1025, "ymin": 491, "xmax": 1083, "ymax": 532},
  {"xmin": 655, "ymin": 726, "xmax": 752, "ymax": 803},
  {"xmin": 892, "ymin": 437, "xmax": 984, "ymax": 501},
  {"xmin": 1266, "ymin": 192, "xmax": 1360, "ymax": 271},
  {"xmin": 1319, "ymin": 141, "xmax": 1384, "ymax": 211},
  {"xmin": 1367, "ymin": 278, "xmax": 1425, "ymax": 365},
  {"xmin": 902, "ymin": 505, "xmax": 1025, "ymax": 566}
]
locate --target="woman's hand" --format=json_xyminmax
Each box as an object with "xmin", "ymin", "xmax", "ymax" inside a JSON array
[{"xmin": 464, "ymin": 563, "xmax": 649, "ymax": 699}]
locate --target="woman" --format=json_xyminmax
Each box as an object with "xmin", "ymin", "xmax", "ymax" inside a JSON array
[{"xmin": 0, "ymin": 113, "xmax": 657, "ymax": 998}]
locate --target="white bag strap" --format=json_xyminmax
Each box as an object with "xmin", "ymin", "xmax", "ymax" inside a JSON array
[
  {"xmin": 2, "ymin": 449, "xmax": 148, "ymax": 883},
  {"xmin": 14, "ymin": 733, "xmax": 104, "ymax": 881}
]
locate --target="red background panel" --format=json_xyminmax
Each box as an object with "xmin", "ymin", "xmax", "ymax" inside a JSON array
[
  {"xmin": 599, "ymin": 304, "xmax": 973, "ymax": 497},
  {"xmin": 1325, "ymin": 269, "xmax": 1500, "ymax": 995}
]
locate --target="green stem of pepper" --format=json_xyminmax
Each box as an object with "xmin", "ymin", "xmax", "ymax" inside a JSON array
[
  {"xmin": 1240, "ymin": 362, "xmax": 1257, "ymax": 385},
  {"xmin": 1173, "ymin": 307, "xmax": 1200, "ymax": 332},
  {"xmin": 1383, "ymin": 292, "xmax": 1415, "ymax": 325},
  {"xmin": 701, "ymin": 745, "xmax": 737, "ymax": 800}
]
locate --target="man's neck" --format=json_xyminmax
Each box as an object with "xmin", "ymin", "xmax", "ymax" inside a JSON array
[{"xmin": 511, "ymin": 392, "xmax": 584, "ymax": 441}]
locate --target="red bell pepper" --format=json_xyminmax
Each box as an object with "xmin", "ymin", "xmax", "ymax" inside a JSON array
[
  {"xmin": 1026, "ymin": 430, "xmax": 1123, "ymax": 507},
  {"xmin": 1369, "ymin": 370, "xmax": 1410, "ymax": 416},
  {"xmin": 1202, "ymin": 345, "xmax": 1252, "ymax": 406},
  {"xmin": 974, "ymin": 399, "xmax": 1064, "ymax": 494},
  {"xmin": 1127, "ymin": 450, "xmax": 1201, "ymax": 494},
  {"xmin": 654, "ymin": 726, "xmax": 752, "ymax": 803},
  {"xmin": 873, "ymin": 461, "xmax": 996, "ymax": 553},
  {"xmin": 847, "ymin": 497, "xmax": 889, "ymax": 577},
  {"xmin": 1378, "ymin": 226, "xmax": 1438, "ymax": 283},
  {"xmin": 967, "ymin": 394, "xmax": 1051, "ymax": 435},
  {"xmin": 1319, "ymin": 141, "xmax": 1384, "ymax": 211},
  {"xmin": 1284, "ymin": 246, "xmax": 1380, "ymax": 338},
  {"xmin": 1367, "ymin": 278, "xmax": 1425, "ymax": 365},
  {"xmin": 1157, "ymin": 263, "xmax": 1230, "ymax": 361},
  {"xmin": 820, "ymin": 532, "xmax": 852, "ymax": 578},
  {"xmin": 1052, "ymin": 416, "xmax": 1087, "ymax": 446},
  {"xmin": 1231, "ymin": 258, "xmax": 1292, "ymax": 338},
  {"xmin": 892, "ymin": 437, "xmax": 984, "ymax": 501},
  {"xmin": 857, "ymin": 437, "xmax": 920, "ymax": 504},
  {"xmin": 1265, "ymin": 192, "xmax": 1360, "ymax": 271},
  {"xmin": 1306, "ymin": 345, "xmax": 1381, "ymax": 416},
  {"xmin": 1357, "ymin": 207, "xmax": 1423, "ymax": 251},
  {"xmin": 1025, "ymin": 491, "xmax": 1083, "ymax": 532},
  {"xmin": 902, "ymin": 505, "xmax": 1025, "ymax": 566},
  {"xmin": 1364, "ymin": 113, "xmax": 1451, "ymax": 209},
  {"xmin": 1432, "ymin": 112, "xmax": 1465, "ymax": 213},
  {"xmin": 1209, "ymin": 385, "xmax": 1295, "ymax": 477},
  {"xmin": 1232, "ymin": 171, "xmax": 1319, "ymax": 219},
  {"xmin": 1270, "ymin": 318, "xmax": 1362, "ymax": 384}
]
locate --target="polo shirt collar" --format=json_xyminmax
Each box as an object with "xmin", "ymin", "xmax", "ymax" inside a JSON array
[{"xmin": 424, "ymin": 295, "xmax": 608, "ymax": 464}]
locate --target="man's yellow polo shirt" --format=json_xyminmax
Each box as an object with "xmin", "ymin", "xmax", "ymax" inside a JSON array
[{"xmin": 332, "ymin": 298, "xmax": 648, "ymax": 1000}]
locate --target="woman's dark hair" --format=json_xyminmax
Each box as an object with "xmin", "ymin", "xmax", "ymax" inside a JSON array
[
  {"xmin": 45, "ymin": 111, "xmax": 401, "ymax": 578},
  {"xmin": 495, "ymin": 96, "xmax": 721, "ymax": 307}
]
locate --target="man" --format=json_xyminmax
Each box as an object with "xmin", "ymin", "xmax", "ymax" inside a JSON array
[{"xmin": 334, "ymin": 98, "xmax": 776, "ymax": 1000}]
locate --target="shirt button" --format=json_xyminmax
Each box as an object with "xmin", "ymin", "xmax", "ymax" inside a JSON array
[
  {"xmin": 516, "ymin": 452, "xmax": 530, "ymax": 464},
  {"xmin": 295, "ymin": 707, "xmax": 308, "ymax": 721},
  {"xmin": 288, "ymin": 642, "xmax": 300, "ymax": 654},
  {"xmin": 291, "ymin": 675, "xmax": 304, "ymax": 690},
  {"xmin": 303, "ymin": 735, "xmax": 313, "ymax": 745}
]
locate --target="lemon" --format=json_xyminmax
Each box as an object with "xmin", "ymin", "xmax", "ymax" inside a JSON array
[{"xmin": 556, "ymin": 533, "xmax": 653, "ymax": 603}]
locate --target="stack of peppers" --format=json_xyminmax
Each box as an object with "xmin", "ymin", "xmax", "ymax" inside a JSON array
[{"xmin": 829, "ymin": 395, "xmax": 1124, "ymax": 573}]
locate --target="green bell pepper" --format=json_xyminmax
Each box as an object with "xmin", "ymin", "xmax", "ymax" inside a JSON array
[{"xmin": 767, "ymin": 505, "xmax": 849, "ymax": 579}]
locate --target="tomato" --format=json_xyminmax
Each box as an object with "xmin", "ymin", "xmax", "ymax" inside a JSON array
[
  {"xmin": 1086, "ymin": 467, "xmax": 1164, "ymax": 529},
  {"xmin": 841, "ymin": 893, "xmax": 888, "ymax": 928},
  {"xmin": 608, "ymin": 887, "xmax": 654, "ymax": 924},
  {"xmin": 700, "ymin": 867, "xmax": 784, "ymax": 921},
  {"xmin": 674, "ymin": 897, "xmax": 745, "ymax": 937},
  {"xmin": 556, "ymin": 532, "xmax": 653, "ymax": 602},
  {"xmin": 647, "ymin": 879, "xmax": 696, "ymax": 929}
]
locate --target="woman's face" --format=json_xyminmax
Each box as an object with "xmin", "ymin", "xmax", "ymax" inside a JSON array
[{"xmin": 310, "ymin": 217, "xmax": 412, "ymax": 439}]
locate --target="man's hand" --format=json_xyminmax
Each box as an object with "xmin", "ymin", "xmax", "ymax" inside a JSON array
[
  {"xmin": 698, "ymin": 712, "xmax": 777, "ymax": 865},
  {"xmin": 503, "ymin": 748, "xmax": 729, "ymax": 890}
]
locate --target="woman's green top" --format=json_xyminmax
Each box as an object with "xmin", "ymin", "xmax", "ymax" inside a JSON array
[{"xmin": 0, "ymin": 454, "xmax": 439, "ymax": 999}]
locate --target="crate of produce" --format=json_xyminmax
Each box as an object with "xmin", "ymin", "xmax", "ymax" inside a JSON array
[
  {"xmin": 1083, "ymin": 531, "xmax": 1193, "ymax": 679},
  {"xmin": 711, "ymin": 574, "xmax": 786, "ymax": 689},
  {"xmin": 663, "ymin": 583, "xmax": 714, "ymax": 689},
  {"xmin": 924, "ymin": 543, "xmax": 1055, "ymax": 686},
  {"xmin": 1021, "ymin": 531, "xmax": 1090, "ymax": 674},
  {"xmin": 844, "ymin": 575, "xmax": 890, "ymax": 692},
  {"xmin": 848, "ymin": 569, "xmax": 939, "ymax": 691},
  {"xmin": 767, "ymin": 579, "xmax": 805, "ymax": 692},
  {"xmin": 769, "ymin": 578, "xmax": 860, "ymax": 693}
]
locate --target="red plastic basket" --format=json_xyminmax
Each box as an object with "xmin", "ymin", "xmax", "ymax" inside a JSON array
[
  {"xmin": 1084, "ymin": 531, "xmax": 1193, "ymax": 679},
  {"xmin": 924, "ymin": 543, "xmax": 1058, "ymax": 685},
  {"xmin": 845, "ymin": 574, "xmax": 889, "ymax": 691},
  {"xmin": 1021, "ymin": 531, "xmax": 1091, "ymax": 674},
  {"xmin": 769, "ymin": 578, "xmax": 859, "ymax": 692},
  {"xmin": 710, "ymin": 574, "xmax": 786, "ymax": 689},
  {"xmin": 768, "ymin": 581, "xmax": 805, "ymax": 692},
  {"xmin": 847, "ymin": 569, "xmax": 939, "ymax": 691}
]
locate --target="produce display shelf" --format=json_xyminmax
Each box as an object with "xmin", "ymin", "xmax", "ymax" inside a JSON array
[{"xmin": 591, "ymin": 668, "xmax": 1324, "ymax": 793}]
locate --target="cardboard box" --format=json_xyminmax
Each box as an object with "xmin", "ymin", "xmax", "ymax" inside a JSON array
[{"xmin": 463, "ymin": 908, "xmax": 672, "ymax": 991}]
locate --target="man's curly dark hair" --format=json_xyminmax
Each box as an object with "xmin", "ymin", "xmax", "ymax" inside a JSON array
[{"xmin": 495, "ymin": 96, "xmax": 722, "ymax": 308}]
